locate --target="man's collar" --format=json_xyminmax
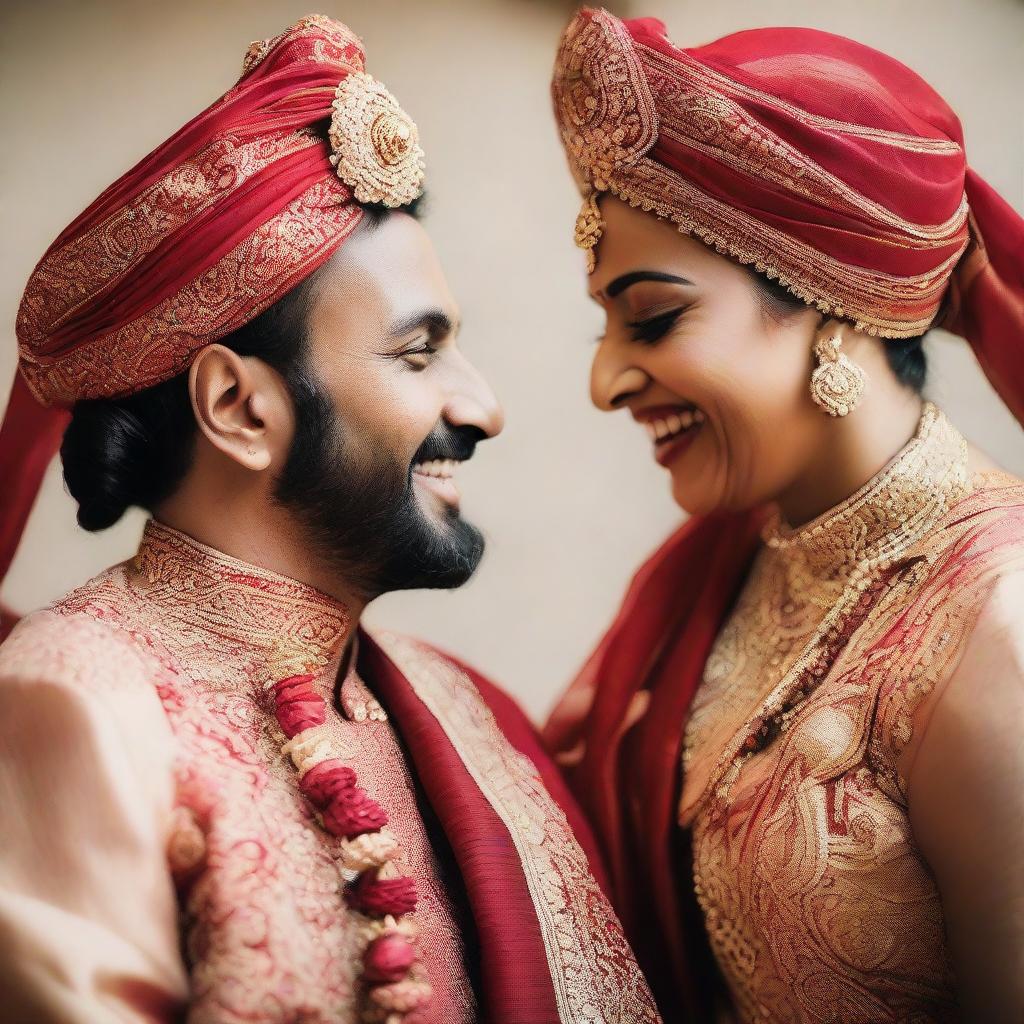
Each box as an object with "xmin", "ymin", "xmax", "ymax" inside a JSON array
[{"xmin": 130, "ymin": 519, "xmax": 352, "ymax": 675}]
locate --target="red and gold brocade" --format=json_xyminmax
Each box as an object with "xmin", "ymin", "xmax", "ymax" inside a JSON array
[
  {"xmin": 0, "ymin": 521, "xmax": 659, "ymax": 1024},
  {"xmin": 679, "ymin": 408, "xmax": 1024, "ymax": 1022}
]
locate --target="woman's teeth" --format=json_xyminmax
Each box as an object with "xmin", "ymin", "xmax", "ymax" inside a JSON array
[
  {"xmin": 413, "ymin": 458, "xmax": 459, "ymax": 479},
  {"xmin": 645, "ymin": 408, "xmax": 705, "ymax": 443}
]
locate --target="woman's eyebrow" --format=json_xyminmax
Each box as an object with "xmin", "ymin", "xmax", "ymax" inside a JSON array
[{"xmin": 604, "ymin": 270, "xmax": 694, "ymax": 298}]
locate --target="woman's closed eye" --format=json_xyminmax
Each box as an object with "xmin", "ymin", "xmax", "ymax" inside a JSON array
[{"xmin": 628, "ymin": 307, "xmax": 686, "ymax": 344}]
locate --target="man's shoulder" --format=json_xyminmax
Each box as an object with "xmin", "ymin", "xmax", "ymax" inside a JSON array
[{"xmin": 0, "ymin": 601, "xmax": 154, "ymax": 701}]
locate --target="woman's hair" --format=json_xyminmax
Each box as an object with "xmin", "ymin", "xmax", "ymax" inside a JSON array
[
  {"xmin": 61, "ymin": 199, "xmax": 422, "ymax": 532},
  {"xmin": 750, "ymin": 269, "xmax": 928, "ymax": 394}
]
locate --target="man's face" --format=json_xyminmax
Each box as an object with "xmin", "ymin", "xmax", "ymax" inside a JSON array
[{"xmin": 273, "ymin": 211, "xmax": 504, "ymax": 598}]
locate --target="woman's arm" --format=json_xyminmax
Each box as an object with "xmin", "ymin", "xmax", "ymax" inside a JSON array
[{"xmin": 906, "ymin": 571, "xmax": 1024, "ymax": 1022}]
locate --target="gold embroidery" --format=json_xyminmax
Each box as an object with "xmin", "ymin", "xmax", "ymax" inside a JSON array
[
  {"xmin": 329, "ymin": 72, "xmax": 425, "ymax": 208},
  {"xmin": 606, "ymin": 157, "xmax": 965, "ymax": 337},
  {"xmin": 50, "ymin": 523, "xmax": 477, "ymax": 1023},
  {"xmin": 550, "ymin": 10, "xmax": 970, "ymax": 337},
  {"xmin": 648, "ymin": 41, "xmax": 964, "ymax": 156},
  {"xmin": 641, "ymin": 46, "xmax": 968, "ymax": 244},
  {"xmin": 677, "ymin": 408, "xmax": 1024, "ymax": 1022},
  {"xmin": 551, "ymin": 8, "xmax": 659, "ymax": 191},
  {"xmin": 374, "ymin": 631, "xmax": 662, "ymax": 1024},
  {"xmin": 19, "ymin": 177, "xmax": 363, "ymax": 405}
]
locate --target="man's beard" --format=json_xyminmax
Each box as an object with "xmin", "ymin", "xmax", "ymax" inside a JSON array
[{"xmin": 272, "ymin": 376, "xmax": 486, "ymax": 599}]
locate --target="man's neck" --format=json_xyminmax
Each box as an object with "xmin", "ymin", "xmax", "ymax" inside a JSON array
[{"xmin": 155, "ymin": 490, "xmax": 368, "ymax": 625}]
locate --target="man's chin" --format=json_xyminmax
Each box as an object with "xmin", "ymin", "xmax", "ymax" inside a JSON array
[{"xmin": 387, "ymin": 513, "xmax": 486, "ymax": 593}]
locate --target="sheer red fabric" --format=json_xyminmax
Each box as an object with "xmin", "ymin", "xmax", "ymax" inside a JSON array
[{"xmin": 546, "ymin": 10, "xmax": 1024, "ymax": 1020}]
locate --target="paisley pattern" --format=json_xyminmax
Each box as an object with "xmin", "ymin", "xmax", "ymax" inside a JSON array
[
  {"xmin": 680, "ymin": 409, "xmax": 1024, "ymax": 1023},
  {"xmin": 551, "ymin": 7, "xmax": 659, "ymax": 192}
]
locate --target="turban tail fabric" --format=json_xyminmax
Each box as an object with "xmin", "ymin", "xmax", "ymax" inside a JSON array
[
  {"xmin": 0, "ymin": 14, "xmax": 426, "ymax": 609},
  {"xmin": 545, "ymin": 8, "xmax": 1024, "ymax": 1018}
]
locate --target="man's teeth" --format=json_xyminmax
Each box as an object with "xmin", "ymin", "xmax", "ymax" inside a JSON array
[
  {"xmin": 645, "ymin": 408, "xmax": 705, "ymax": 442},
  {"xmin": 413, "ymin": 459, "xmax": 459, "ymax": 479}
]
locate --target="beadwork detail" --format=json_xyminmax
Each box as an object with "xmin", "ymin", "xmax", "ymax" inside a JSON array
[
  {"xmin": 575, "ymin": 190, "xmax": 605, "ymax": 273},
  {"xmin": 329, "ymin": 72, "xmax": 425, "ymax": 208}
]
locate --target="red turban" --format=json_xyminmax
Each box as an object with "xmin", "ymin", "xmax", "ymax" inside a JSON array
[
  {"xmin": 0, "ymin": 14, "xmax": 425, "ymax": 612},
  {"xmin": 546, "ymin": 9, "xmax": 1024, "ymax": 1018},
  {"xmin": 552, "ymin": 9, "xmax": 1024, "ymax": 408}
]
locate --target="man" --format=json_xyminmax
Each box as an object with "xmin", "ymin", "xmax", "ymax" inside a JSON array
[{"xmin": 0, "ymin": 16, "xmax": 659, "ymax": 1023}]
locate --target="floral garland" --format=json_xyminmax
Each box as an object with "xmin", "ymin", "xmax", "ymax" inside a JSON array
[{"xmin": 269, "ymin": 669, "xmax": 432, "ymax": 1021}]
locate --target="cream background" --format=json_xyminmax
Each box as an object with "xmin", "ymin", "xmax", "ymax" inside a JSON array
[{"xmin": 2, "ymin": 0, "xmax": 1022, "ymax": 720}]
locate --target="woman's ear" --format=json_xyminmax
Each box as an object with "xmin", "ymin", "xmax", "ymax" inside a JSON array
[{"xmin": 188, "ymin": 345, "xmax": 290, "ymax": 471}]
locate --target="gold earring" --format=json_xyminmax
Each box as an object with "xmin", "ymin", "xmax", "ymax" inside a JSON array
[{"xmin": 810, "ymin": 335, "xmax": 866, "ymax": 417}]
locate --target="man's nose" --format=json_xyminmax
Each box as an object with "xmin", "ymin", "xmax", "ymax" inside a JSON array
[{"xmin": 443, "ymin": 357, "xmax": 505, "ymax": 439}]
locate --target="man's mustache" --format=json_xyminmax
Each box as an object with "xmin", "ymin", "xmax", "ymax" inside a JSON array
[{"xmin": 412, "ymin": 424, "xmax": 486, "ymax": 465}]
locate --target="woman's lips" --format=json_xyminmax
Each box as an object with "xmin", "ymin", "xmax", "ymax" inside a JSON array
[
  {"xmin": 636, "ymin": 405, "xmax": 706, "ymax": 469},
  {"xmin": 654, "ymin": 424, "xmax": 702, "ymax": 468}
]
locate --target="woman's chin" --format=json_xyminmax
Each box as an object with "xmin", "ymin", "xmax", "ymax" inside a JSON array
[{"xmin": 670, "ymin": 476, "xmax": 722, "ymax": 517}]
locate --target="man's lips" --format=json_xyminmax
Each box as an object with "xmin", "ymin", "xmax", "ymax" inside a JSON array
[{"xmin": 412, "ymin": 458, "xmax": 462, "ymax": 506}]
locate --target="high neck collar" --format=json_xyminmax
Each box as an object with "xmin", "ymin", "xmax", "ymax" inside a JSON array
[
  {"xmin": 761, "ymin": 403, "xmax": 971, "ymax": 578},
  {"xmin": 130, "ymin": 519, "xmax": 352, "ymax": 674}
]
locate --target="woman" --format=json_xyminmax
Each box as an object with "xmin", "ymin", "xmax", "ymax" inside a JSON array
[{"xmin": 545, "ymin": 9, "xmax": 1024, "ymax": 1023}]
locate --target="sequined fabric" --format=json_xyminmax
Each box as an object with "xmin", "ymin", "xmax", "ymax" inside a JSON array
[{"xmin": 679, "ymin": 407, "xmax": 1024, "ymax": 1022}]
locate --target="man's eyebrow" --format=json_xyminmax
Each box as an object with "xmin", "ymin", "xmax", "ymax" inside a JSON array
[
  {"xmin": 604, "ymin": 270, "xmax": 694, "ymax": 298},
  {"xmin": 389, "ymin": 309, "xmax": 457, "ymax": 337}
]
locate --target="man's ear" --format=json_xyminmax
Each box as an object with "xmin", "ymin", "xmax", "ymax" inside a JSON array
[{"xmin": 188, "ymin": 345, "xmax": 291, "ymax": 471}]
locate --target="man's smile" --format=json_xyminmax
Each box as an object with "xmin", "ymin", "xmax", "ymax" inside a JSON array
[{"xmin": 412, "ymin": 457, "xmax": 463, "ymax": 507}]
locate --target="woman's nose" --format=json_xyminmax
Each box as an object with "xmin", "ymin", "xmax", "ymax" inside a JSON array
[{"xmin": 591, "ymin": 341, "xmax": 649, "ymax": 411}]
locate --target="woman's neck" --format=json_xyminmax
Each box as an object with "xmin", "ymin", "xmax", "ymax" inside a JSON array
[{"xmin": 777, "ymin": 385, "xmax": 924, "ymax": 528}]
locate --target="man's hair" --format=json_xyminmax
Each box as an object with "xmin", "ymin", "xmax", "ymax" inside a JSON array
[{"xmin": 61, "ymin": 201, "xmax": 420, "ymax": 531}]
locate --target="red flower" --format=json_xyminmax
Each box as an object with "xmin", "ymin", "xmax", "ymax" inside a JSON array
[
  {"xmin": 363, "ymin": 933, "xmax": 416, "ymax": 984},
  {"xmin": 272, "ymin": 673, "xmax": 326, "ymax": 738},
  {"xmin": 347, "ymin": 869, "xmax": 417, "ymax": 917},
  {"xmin": 300, "ymin": 759, "xmax": 357, "ymax": 808},
  {"xmin": 323, "ymin": 786, "xmax": 389, "ymax": 839}
]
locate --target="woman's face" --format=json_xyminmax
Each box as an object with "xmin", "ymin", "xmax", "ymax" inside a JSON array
[{"xmin": 589, "ymin": 196, "xmax": 828, "ymax": 516}]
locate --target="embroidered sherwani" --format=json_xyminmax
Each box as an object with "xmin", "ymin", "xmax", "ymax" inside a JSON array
[
  {"xmin": 678, "ymin": 406, "xmax": 1024, "ymax": 1022},
  {"xmin": 0, "ymin": 522, "xmax": 658, "ymax": 1024}
]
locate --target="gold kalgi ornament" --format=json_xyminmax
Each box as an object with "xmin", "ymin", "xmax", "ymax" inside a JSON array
[{"xmin": 329, "ymin": 71, "xmax": 425, "ymax": 208}]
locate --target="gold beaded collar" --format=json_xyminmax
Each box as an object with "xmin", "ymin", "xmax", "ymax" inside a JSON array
[
  {"xmin": 761, "ymin": 403, "xmax": 971, "ymax": 578},
  {"xmin": 130, "ymin": 519, "xmax": 351, "ymax": 670}
]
